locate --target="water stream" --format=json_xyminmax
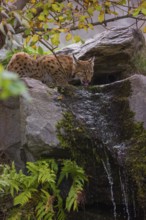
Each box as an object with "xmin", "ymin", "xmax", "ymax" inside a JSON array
[
  {"xmin": 63, "ymin": 85, "xmax": 142, "ymax": 219},
  {"xmin": 102, "ymin": 157, "xmax": 117, "ymax": 220},
  {"xmin": 119, "ymin": 170, "xmax": 130, "ymax": 220}
]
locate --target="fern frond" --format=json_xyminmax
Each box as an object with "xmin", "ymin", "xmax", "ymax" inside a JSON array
[
  {"xmin": 26, "ymin": 162, "xmax": 38, "ymax": 174},
  {"xmin": 14, "ymin": 190, "xmax": 32, "ymax": 206},
  {"xmin": 38, "ymin": 168, "xmax": 56, "ymax": 184},
  {"xmin": 8, "ymin": 209, "xmax": 22, "ymax": 220},
  {"xmin": 66, "ymin": 186, "xmax": 78, "ymax": 211},
  {"xmin": 0, "ymin": 180, "xmax": 9, "ymax": 191}
]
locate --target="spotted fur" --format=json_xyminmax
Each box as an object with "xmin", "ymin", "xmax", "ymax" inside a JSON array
[{"xmin": 7, "ymin": 52, "xmax": 94, "ymax": 86}]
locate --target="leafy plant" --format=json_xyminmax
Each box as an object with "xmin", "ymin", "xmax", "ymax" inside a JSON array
[
  {"xmin": 0, "ymin": 65, "xmax": 29, "ymax": 99},
  {"xmin": 0, "ymin": 159, "xmax": 87, "ymax": 220},
  {"xmin": 1, "ymin": 45, "xmax": 48, "ymax": 68}
]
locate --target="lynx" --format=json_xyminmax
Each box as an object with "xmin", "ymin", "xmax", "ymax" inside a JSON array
[{"xmin": 7, "ymin": 52, "xmax": 94, "ymax": 86}]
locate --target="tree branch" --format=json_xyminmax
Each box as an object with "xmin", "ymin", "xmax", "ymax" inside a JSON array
[
  {"xmin": 13, "ymin": 0, "xmax": 29, "ymax": 10},
  {"xmin": 15, "ymin": 14, "xmax": 145, "ymax": 35}
]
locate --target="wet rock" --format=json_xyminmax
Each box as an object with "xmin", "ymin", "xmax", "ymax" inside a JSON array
[{"xmin": 1, "ymin": 74, "xmax": 146, "ymax": 219}]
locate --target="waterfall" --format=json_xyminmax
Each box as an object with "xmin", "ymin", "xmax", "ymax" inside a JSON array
[
  {"xmin": 132, "ymin": 191, "xmax": 137, "ymax": 219},
  {"xmin": 102, "ymin": 157, "xmax": 117, "ymax": 220},
  {"xmin": 119, "ymin": 170, "xmax": 130, "ymax": 220}
]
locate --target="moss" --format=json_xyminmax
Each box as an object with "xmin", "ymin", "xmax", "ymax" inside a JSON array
[
  {"xmin": 89, "ymin": 80, "xmax": 146, "ymax": 210},
  {"xmin": 57, "ymin": 80, "xmax": 146, "ymax": 212},
  {"xmin": 87, "ymin": 85, "xmax": 104, "ymax": 93},
  {"xmin": 57, "ymin": 85, "xmax": 78, "ymax": 97},
  {"xmin": 126, "ymin": 122, "xmax": 146, "ymax": 209},
  {"xmin": 107, "ymin": 80, "xmax": 146, "ymax": 209},
  {"xmin": 56, "ymin": 112, "xmax": 100, "ymax": 165}
]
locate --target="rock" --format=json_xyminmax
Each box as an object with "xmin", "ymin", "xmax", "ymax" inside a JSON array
[
  {"xmin": 0, "ymin": 78, "xmax": 68, "ymax": 168},
  {"xmin": 0, "ymin": 97, "xmax": 23, "ymax": 169},
  {"xmin": 129, "ymin": 74, "xmax": 146, "ymax": 128},
  {"xmin": 1, "ymin": 74, "xmax": 146, "ymax": 219},
  {"xmin": 20, "ymin": 78, "xmax": 66, "ymax": 159},
  {"xmin": 57, "ymin": 27, "xmax": 145, "ymax": 83},
  {"xmin": 56, "ymin": 74, "xmax": 146, "ymax": 219}
]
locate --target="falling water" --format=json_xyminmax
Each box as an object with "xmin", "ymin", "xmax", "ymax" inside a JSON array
[
  {"xmin": 119, "ymin": 170, "xmax": 130, "ymax": 220},
  {"xmin": 102, "ymin": 157, "xmax": 117, "ymax": 220},
  {"xmin": 132, "ymin": 191, "xmax": 137, "ymax": 219}
]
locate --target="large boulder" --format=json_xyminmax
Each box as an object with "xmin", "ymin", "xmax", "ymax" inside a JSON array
[
  {"xmin": 0, "ymin": 78, "xmax": 66, "ymax": 169},
  {"xmin": 20, "ymin": 78, "xmax": 66, "ymax": 159},
  {"xmin": 57, "ymin": 27, "xmax": 145, "ymax": 83}
]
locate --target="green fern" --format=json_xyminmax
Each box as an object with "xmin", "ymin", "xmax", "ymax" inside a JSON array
[
  {"xmin": 58, "ymin": 160, "xmax": 87, "ymax": 212},
  {"xmin": 14, "ymin": 189, "xmax": 35, "ymax": 206},
  {"xmin": 0, "ymin": 159, "xmax": 87, "ymax": 220}
]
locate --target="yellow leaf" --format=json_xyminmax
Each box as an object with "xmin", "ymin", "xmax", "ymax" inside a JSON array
[
  {"xmin": 67, "ymin": 2, "xmax": 73, "ymax": 8},
  {"xmin": 24, "ymin": 36, "xmax": 31, "ymax": 46},
  {"xmin": 31, "ymin": 8, "xmax": 37, "ymax": 14},
  {"xmin": 73, "ymin": 35, "xmax": 81, "ymax": 43},
  {"xmin": 88, "ymin": 7, "xmax": 94, "ymax": 15},
  {"xmin": 143, "ymin": 26, "xmax": 146, "ymax": 33},
  {"xmin": 32, "ymin": 45, "xmax": 37, "ymax": 50},
  {"xmin": 31, "ymin": 35, "xmax": 39, "ymax": 43},
  {"xmin": 59, "ymin": 16, "xmax": 64, "ymax": 22},
  {"xmin": 88, "ymin": 23, "xmax": 94, "ymax": 30},
  {"xmin": 38, "ymin": 14, "xmax": 45, "ymax": 21},
  {"xmin": 0, "ymin": 64, "xmax": 4, "ymax": 73},
  {"xmin": 65, "ymin": 33, "xmax": 72, "ymax": 41},
  {"xmin": 142, "ymin": 8, "xmax": 146, "ymax": 15},
  {"xmin": 51, "ymin": 33, "xmax": 60, "ymax": 46},
  {"xmin": 30, "ymin": 0, "xmax": 36, "ymax": 3},
  {"xmin": 105, "ymin": 1, "xmax": 111, "ymax": 7},
  {"xmin": 98, "ymin": 11, "xmax": 105, "ymax": 22},
  {"xmin": 141, "ymin": 2, "xmax": 146, "ymax": 8},
  {"xmin": 78, "ymin": 22, "xmax": 85, "ymax": 29}
]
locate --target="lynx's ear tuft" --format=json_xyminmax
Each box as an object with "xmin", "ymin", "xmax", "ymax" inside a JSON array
[
  {"xmin": 72, "ymin": 54, "xmax": 78, "ymax": 64},
  {"xmin": 88, "ymin": 56, "xmax": 95, "ymax": 64}
]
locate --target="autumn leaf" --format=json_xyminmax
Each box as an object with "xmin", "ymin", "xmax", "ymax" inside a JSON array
[
  {"xmin": 142, "ymin": 8, "xmax": 146, "ymax": 16},
  {"xmin": 141, "ymin": 2, "xmax": 146, "ymax": 8},
  {"xmin": 98, "ymin": 11, "xmax": 105, "ymax": 22},
  {"xmin": 38, "ymin": 46, "xmax": 44, "ymax": 55},
  {"xmin": 65, "ymin": 33, "xmax": 72, "ymax": 41},
  {"xmin": 88, "ymin": 23, "xmax": 94, "ymax": 30},
  {"xmin": 143, "ymin": 26, "xmax": 146, "ymax": 33},
  {"xmin": 30, "ymin": 0, "xmax": 36, "ymax": 3},
  {"xmin": 38, "ymin": 14, "xmax": 46, "ymax": 21},
  {"xmin": 51, "ymin": 33, "xmax": 60, "ymax": 46},
  {"xmin": 52, "ymin": 4, "xmax": 61, "ymax": 12},
  {"xmin": 73, "ymin": 35, "xmax": 81, "ymax": 43},
  {"xmin": 87, "ymin": 7, "xmax": 94, "ymax": 15},
  {"xmin": 30, "ymin": 35, "xmax": 39, "ymax": 46},
  {"xmin": 24, "ymin": 36, "xmax": 31, "ymax": 45},
  {"xmin": 132, "ymin": 8, "xmax": 140, "ymax": 16},
  {"xmin": 31, "ymin": 8, "xmax": 37, "ymax": 14}
]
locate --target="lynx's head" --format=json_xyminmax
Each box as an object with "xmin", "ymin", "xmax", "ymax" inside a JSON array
[{"xmin": 72, "ymin": 55, "xmax": 95, "ymax": 86}]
